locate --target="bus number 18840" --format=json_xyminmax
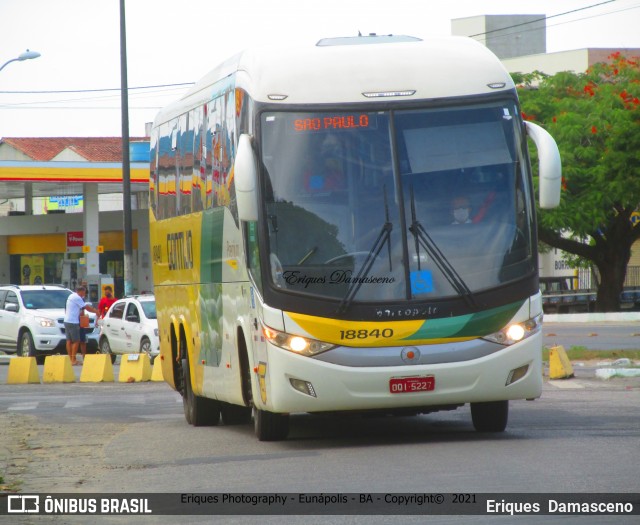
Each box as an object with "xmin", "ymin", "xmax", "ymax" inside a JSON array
[{"xmin": 339, "ymin": 328, "xmax": 393, "ymax": 340}]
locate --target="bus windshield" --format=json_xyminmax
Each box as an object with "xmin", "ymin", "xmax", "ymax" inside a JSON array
[{"xmin": 260, "ymin": 101, "xmax": 534, "ymax": 304}]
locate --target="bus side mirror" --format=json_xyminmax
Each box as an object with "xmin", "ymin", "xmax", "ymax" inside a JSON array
[
  {"xmin": 235, "ymin": 134, "xmax": 259, "ymax": 221},
  {"xmin": 525, "ymin": 121, "xmax": 561, "ymax": 209}
]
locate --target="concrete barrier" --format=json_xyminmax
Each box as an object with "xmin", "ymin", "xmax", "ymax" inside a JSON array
[
  {"xmin": 150, "ymin": 359, "xmax": 164, "ymax": 382},
  {"xmin": 80, "ymin": 354, "xmax": 114, "ymax": 383},
  {"xmin": 118, "ymin": 353, "xmax": 152, "ymax": 382},
  {"xmin": 7, "ymin": 356, "xmax": 40, "ymax": 384},
  {"xmin": 549, "ymin": 345, "xmax": 575, "ymax": 379},
  {"xmin": 42, "ymin": 355, "xmax": 76, "ymax": 383},
  {"xmin": 545, "ymin": 312, "xmax": 640, "ymax": 323}
]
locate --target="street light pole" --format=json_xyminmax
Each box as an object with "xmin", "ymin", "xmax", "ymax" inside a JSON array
[
  {"xmin": 0, "ymin": 50, "xmax": 41, "ymax": 73},
  {"xmin": 120, "ymin": 0, "xmax": 133, "ymax": 297}
]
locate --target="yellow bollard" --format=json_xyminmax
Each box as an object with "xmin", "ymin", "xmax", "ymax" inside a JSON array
[
  {"xmin": 42, "ymin": 355, "xmax": 76, "ymax": 383},
  {"xmin": 150, "ymin": 358, "xmax": 164, "ymax": 382},
  {"xmin": 549, "ymin": 345, "xmax": 575, "ymax": 379},
  {"xmin": 7, "ymin": 356, "xmax": 40, "ymax": 384},
  {"xmin": 118, "ymin": 353, "xmax": 152, "ymax": 382},
  {"xmin": 80, "ymin": 354, "xmax": 114, "ymax": 383}
]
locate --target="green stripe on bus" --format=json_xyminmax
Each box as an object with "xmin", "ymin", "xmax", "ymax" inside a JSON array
[
  {"xmin": 200, "ymin": 207, "xmax": 225, "ymax": 283},
  {"xmin": 401, "ymin": 300, "xmax": 524, "ymax": 340},
  {"xmin": 199, "ymin": 282, "xmax": 224, "ymax": 367}
]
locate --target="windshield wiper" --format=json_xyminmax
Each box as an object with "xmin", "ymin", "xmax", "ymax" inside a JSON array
[
  {"xmin": 337, "ymin": 187, "xmax": 393, "ymax": 314},
  {"xmin": 408, "ymin": 187, "xmax": 477, "ymax": 310}
]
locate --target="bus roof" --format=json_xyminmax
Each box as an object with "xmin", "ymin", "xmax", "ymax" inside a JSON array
[{"xmin": 153, "ymin": 35, "xmax": 515, "ymax": 126}]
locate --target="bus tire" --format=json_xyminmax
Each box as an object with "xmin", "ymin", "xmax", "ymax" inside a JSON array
[
  {"xmin": 470, "ymin": 400, "xmax": 509, "ymax": 432},
  {"xmin": 220, "ymin": 402, "xmax": 252, "ymax": 425},
  {"xmin": 254, "ymin": 408, "xmax": 289, "ymax": 441},
  {"xmin": 181, "ymin": 358, "xmax": 220, "ymax": 427}
]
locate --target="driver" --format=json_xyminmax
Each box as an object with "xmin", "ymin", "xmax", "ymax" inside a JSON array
[{"xmin": 451, "ymin": 196, "xmax": 473, "ymax": 225}]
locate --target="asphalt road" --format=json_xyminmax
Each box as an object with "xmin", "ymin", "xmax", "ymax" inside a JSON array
[
  {"xmin": 542, "ymin": 321, "xmax": 640, "ymax": 351},
  {"xmin": 1, "ymin": 358, "xmax": 639, "ymax": 525}
]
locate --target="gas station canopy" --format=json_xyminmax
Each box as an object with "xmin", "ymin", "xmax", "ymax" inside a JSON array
[{"xmin": 0, "ymin": 137, "xmax": 150, "ymax": 198}]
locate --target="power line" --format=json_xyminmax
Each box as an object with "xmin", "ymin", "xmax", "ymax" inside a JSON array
[
  {"xmin": 0, "ymin": 84, "xmax": 188, "ymax": 111},
  {"xmin": 0, "ymin": 1, "xmax": 634, "ymax": 110},
  {"xmin": 0, "ymin": 81, "xmax": 194, "ymax": 95},
  {"xmin": 0, "ymin": 106, "xmax": 162, "ymax": 110},
  {"xmin": 467, "ymin": 0, "xmax": 618, "ymax": 37},
  {"xmin": 478, "ymin": 4, "xmax": 640, "ymax": 42},
  {"xmin": 470, "ymin": 2, "xmax": 640, "ymax": 43},
  {"xmin": 0, "ymin": 86, "xmax": 187, "ymax": 107}
]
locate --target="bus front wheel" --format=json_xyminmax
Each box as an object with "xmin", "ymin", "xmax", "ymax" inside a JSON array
[
  {"xmin": 470, "ymin": 400, "xmax": 509, "ymax": 432},
  {"xmin": 254, "ymin": 407, "xmax": 289, "ymax": 441},
  {"xmin": 181, "ymin": 358, "xmax": 221, "ymax": 427}
]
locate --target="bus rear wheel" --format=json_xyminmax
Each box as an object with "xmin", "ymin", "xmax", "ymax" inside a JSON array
[
  {"xmin": 181, "ymin": 358, "xmax": 220, "ymax": 427},
  {"xmin": 470, "ymin": 400, "xmax": 509, "ymax": 432},
  {"xmin": 254, "ymin": 408, "xmax": 289, "ymax": 441}
]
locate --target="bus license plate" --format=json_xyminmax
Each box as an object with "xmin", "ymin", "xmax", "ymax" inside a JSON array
[{"xmin": 389, "ymin": 376, "xmax": 435, "ymax": 394}]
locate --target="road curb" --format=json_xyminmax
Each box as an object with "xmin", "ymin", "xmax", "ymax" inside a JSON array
[{"xmin": 545, "ymin": 312, "xmax": 640, "ymax": 323}]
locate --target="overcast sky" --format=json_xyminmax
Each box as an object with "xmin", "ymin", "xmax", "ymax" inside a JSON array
[{"xmin": 1, "ymin": 0, "xmax": 639, "ymax": 138}]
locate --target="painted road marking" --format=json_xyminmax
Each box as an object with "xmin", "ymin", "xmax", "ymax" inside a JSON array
[
  {"xmin": 548, "ymin": 380, "xmax": 585, "ymax": 389},
  {"xmin": 7, "ymin": 402, "xmax": 38, "ymax": 411},
  {"xmin": 64, "ymin": 399, "xmax": 93, "ymax": 408}
]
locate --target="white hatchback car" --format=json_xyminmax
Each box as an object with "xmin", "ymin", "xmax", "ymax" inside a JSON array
[{"xmin": 98, "ymin": 295, "xmax": 159, "ymax": 364}]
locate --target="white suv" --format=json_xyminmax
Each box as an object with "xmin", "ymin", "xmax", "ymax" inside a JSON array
[
  {"xmin": 98, "ymin": 295, "xmax": 159, "ymax": 364},
  {"xmin": 0, "ymin": 285, "xmax": 99, "ymax": 364}
]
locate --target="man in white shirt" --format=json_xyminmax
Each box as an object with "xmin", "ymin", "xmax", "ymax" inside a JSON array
[{"xmin": 64, "ymin": 286, "xmax": 98, "ymax": 365}]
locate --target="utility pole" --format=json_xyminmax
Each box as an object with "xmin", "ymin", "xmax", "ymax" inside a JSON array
[{"xmin": 120, "ymin": 0, "xmax": 133, "ymax": 296}]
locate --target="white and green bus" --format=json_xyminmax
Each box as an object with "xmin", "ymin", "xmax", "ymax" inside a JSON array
[{"xmin": 150, "ymin": 34, "xmax": 561, "ymax": 441}]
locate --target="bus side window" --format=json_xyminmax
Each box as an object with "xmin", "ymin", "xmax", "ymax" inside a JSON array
[
  {"xmin": 192, "ymin": 106, "xmax": 204, "ymax": 213},
  {"xmin": 157, "ymin": 122, "xmax": 175, "ymax": 220},
  {"xmin": 178, "ymin": 112, "xmax": 193, "ymax": 216}
]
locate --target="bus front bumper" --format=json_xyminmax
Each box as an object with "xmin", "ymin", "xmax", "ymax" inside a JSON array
[{"xmin": 256, "ymin": 334, "xmax": 543, "ymax": 414}]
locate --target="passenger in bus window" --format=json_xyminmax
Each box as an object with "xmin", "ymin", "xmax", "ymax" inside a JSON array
[
  {"xmin": 304, "ymin": 134, "xmax": 346, "ymax": 192},
  {"xmin": 451, "ymin": 196, "xmax": 473, "ymax": 224}
]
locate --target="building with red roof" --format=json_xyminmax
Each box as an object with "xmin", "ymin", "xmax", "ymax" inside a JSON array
[{"xmin": 0, "ymin": 136, "xmax": 151, "ymax": 296}]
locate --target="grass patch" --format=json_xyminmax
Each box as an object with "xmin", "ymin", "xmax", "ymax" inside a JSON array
[
  {"xmin": 0, "ymin": 472, "xmax": 21, "ymax": 492},
  {"xmin": 542, "ymin": 346, "xmax": 640, "ymax": 361}
]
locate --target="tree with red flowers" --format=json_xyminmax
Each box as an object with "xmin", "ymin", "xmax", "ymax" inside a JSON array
[{"xmin": 514, "ymin": 53, "xmax": 640, "ymax": 311}]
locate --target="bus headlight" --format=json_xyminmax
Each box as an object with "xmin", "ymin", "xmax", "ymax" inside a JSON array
[
  {"xmin": 263, "ymin": 326, "xmax": 336, "ymax": 357},
  {"xmin": 482, "ymin": 314, "xmax": 542, "ymax": 346}
]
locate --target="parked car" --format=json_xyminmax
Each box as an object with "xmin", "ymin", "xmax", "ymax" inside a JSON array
[
  {"xmin": 98, "ymin": 295, "xmax": 159, "ymax": 364},
  {"xmin": 0, "ymin": 284, "xmax": 99, "ymax": 364}
]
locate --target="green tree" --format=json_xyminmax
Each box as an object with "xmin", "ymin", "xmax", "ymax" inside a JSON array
[{"xmin": 515, "ymin": 53, "xmax": 640, "ymax": 311}]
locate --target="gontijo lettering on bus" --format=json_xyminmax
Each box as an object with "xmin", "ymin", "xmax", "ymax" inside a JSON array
[{"xmin": 166, "ymin": 231, "xmax": 194, "ymax": 270}]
